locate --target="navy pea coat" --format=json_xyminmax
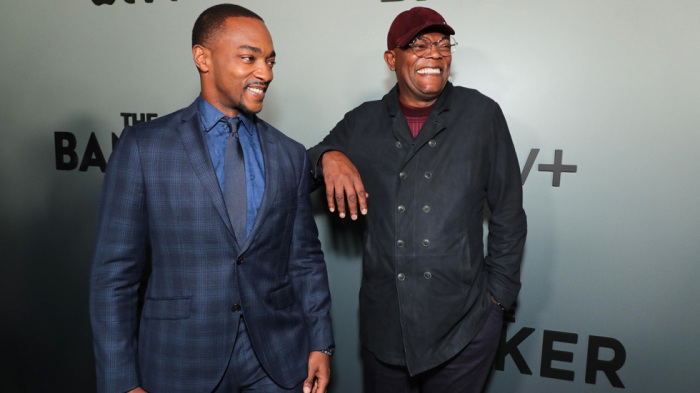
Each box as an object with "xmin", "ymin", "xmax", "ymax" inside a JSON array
[{"xmin": 308, "ymin": 82, "xmax": 526, "ymax": 375}]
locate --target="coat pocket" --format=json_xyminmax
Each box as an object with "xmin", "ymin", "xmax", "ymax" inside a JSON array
[
  {"xmin": 142, "ymin": 296, "xmax": 191, "ymax": 320},
  {"xmin": 268, "ymin": 284, "xmax": 296, "ymax": 310}
]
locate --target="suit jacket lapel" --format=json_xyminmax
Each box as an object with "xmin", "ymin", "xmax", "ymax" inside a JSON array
[
  {"xmin": 177, "ymin": 101, "xmax": 236, "ymax": 239},
  {"xmin": 239, "ymin": 120, "xmax": 277, "ymax": 253}
]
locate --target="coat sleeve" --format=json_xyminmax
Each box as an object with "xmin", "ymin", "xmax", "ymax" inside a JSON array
[
  {"xmin": 485, "ymin": 104, "xmax": 528, "ymax": 310},
  {"xmin": 306, "ymin": 111, "xmax": 356, "ymax": 189},
  {"xmin": 89, "ymin": 126, "xmax": 147, "ymax": 393},
  {"xmin": 288, "ymin": 151, "xmax": 335, "ymax": 351}
]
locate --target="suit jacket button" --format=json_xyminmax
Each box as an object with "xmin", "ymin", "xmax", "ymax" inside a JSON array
[
  {"xmin": 397, "ymin": 273, "xmax": 406, "ymax": 281},
  {"xmin": 236, "ymin": 256, "xmax": 244, "ymax": 265},
  {"xmin": 231, "ymin": 304, "xmax": 241, "ymax": 312}
]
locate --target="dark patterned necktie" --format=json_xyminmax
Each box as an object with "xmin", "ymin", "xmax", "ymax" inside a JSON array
[{"xmin": 224, "ymin": 117, "xmax": 246, "ymax": 244}]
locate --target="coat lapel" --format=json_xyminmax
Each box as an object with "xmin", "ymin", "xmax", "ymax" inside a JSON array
[
  {"xmin": 389, "ymin": 83, "xmax": 452, "ymax": 168},
  {"xmin": 238, "ymin": 120, "xmax": 278, "ymax": 253},
  {"xmin": 176, "ymin": 101, "xmax": 236, "ymax": 239}
]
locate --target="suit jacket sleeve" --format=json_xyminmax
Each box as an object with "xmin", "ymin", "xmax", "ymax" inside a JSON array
[
  {"xmin": 89, "ymin": 126, "xmax": 147, "ymax": 393},
  {"xmin": 485, "ymin": 104, "xmax": 528, "ymax": 310},
  {"xmin": 288, "ymin": 153, "xmax": 334, "ymax": 352}
]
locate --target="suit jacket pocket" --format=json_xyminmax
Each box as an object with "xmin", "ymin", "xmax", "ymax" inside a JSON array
[
  {"xmin": 142, "ymin": 296, "xmax": 191, "ymax": 320},
  {"xmin": 268, "ymin": 284, "xmax": 296, "ymax": 310}
]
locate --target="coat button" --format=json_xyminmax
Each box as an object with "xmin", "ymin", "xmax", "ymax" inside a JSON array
[
  {"xmin": 396, "ymin": 239, "xmax": 405, "ymax": 248},
  {"xmin": 424, "ymin": 172, "xmax": 432, "ymax": 179},
  {"xmin": 422, "ymin": 205, "xmax": 431, "ymax": 213},
  {"xmin": 236, "ymin": 256, "xmax": 244, "ymax": 265},
  {"xmin": 397, "ymin": 205, "xmax": 406, "ymax": 213},
  {"xmin": 422, "ymin": 239, "xmax": 431, "ymax": 247},
  {"xmin": 396, "ymin": 141, "xmax": 402, "ymax": 148},
  {"xmin": 231, "ymin": 304, "xmax": 241, "ymax": 312},
  {"xmin": 428, "ymin": 139, "xmax": 437, "ymax": 147},
  {"xmin": 397, "ymin": 273, "xmax": 406, "ymax": 281},
  {"xmin": 424, "ymin": 272, "xmax": 432, "ymax": 279},
  {"xmin": 399, "ymin": 172, "xmax": 407, "ymax": 179}
]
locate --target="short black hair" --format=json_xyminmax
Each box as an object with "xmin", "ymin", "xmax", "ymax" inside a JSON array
[{"xmin": 192, "ymin": 4, "xmax": 264, "ymax": 48}]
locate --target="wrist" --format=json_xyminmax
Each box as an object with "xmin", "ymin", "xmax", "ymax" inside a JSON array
[{"xmin": 318, "ymin": 346, "xmax": 335, "ymax": 357}]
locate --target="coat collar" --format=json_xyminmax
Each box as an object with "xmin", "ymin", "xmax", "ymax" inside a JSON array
[
  {"xmin": 383, "ymin": 81, "xmax": 454, "ymax": 118},
  {"xmin": 384, "ymin": 82, "xmax": 453, "ymax": 167}
]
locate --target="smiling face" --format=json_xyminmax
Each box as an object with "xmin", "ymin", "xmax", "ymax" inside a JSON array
[
  {"xmin": 193, "ymin": 16, "xmax": 276, "ymax": 118},
  {"xmin": 384, "ymin": 31, "xmax": 451, "ymax": 107}
]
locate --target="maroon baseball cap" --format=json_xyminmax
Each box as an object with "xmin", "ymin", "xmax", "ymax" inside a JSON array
[{"xmin": 387, "ymin": 7, "xmax": 455, "ymax": 50}]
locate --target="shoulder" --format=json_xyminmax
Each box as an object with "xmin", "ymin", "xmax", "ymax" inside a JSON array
[
  {"xmin": 449, "ymin": 85, "xmax": 498, "ymax": 109},
  {"xmin": 256, "ymin": 118, "xmax": 305, "ymax": 153},
  {"xmin": 128, "ymin": 105, "xmax": 191, "ymax": 134}
]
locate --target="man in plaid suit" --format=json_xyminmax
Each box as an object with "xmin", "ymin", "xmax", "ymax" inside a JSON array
[{"xmin": 89, "ymin": 4, "xmax": 333, "ymax": 393}]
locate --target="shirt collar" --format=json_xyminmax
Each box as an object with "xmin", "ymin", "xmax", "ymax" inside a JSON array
[{"xmin": 196, "ymin": 95, "xmax": 256, "ymax": 135}]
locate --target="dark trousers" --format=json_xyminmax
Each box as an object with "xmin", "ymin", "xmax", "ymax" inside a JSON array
[
  {"xmin": 214, "ymin": 317, "xmax": 302, "ymax": 393},
  {"xmin": 362, "ymin": 303, "xmax": 503, "ymax": 393}
]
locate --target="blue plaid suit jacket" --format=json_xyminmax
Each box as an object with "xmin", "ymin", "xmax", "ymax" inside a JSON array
[{"xmin": 89, "ymin": 100, "xmax": 333, "ymax": 393}]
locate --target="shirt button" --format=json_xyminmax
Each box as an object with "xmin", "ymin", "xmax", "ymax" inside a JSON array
[
  {"xmin": 422, "ymin": 205, "xmax": 431, "ymax": 213},
  {"xmin": 424, "ymin": 272, "xmax": 432, "ymax": 279},
  {"xmin": 231, "ymin": 304, "xmax": 242, "ymax": 312},
  {"xmin": 397, "ymin": 205, "xmax": 406, "ymax": 213},
  {"xmin": 424, "ymin": 172, "xmax": 432, "ymax": 179},
  {"xmin": 396, "ymin": 141, "xmax": 403, "ymax": 148},
  {"xmin": 399, "ymin": 172, "xmax": 407, "ymax": 179},
  {"xmin": 428, "ymin": 140, "xmax": 437, "ymax": 147},
  {"xmin": 397, "ymin": 273, "xmax": 406, "ymax": 281},
  {"xmin": 396, "ymin": 239, "xmax": 405, "ymax": 248},
  {"xmin": 422, "ymin": 239, "xmax": 431, "ymax": 247}
]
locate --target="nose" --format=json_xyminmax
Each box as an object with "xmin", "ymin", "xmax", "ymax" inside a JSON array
[
  {"xmin": 425, "ymin": 42, "xmax": 443, "ymax": 59},
  {"xmin": 254, "ymin": 61, "xmax": 273, "ymax": 83}
]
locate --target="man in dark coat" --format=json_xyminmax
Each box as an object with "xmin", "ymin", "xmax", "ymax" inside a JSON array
[{"xmin": 308, "ymin": 7, "xmax": 526, "ymax": 393}]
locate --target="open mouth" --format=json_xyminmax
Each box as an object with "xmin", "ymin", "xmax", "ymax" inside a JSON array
[
  {"xmin": 417, "ymin": 68, "xmax": 441, "ymax": 75},
  {"xmin": 247, "ymin": 85, "xmax": 267, "ymax": 94}
]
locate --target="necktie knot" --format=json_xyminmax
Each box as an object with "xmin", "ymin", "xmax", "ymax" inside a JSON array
[{"xmin": 226, "ymin": 116, "xmax": 242, "ymax": 139}]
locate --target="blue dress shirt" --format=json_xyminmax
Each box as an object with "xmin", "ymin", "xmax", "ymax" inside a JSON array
[{"xmin": 197, "ymin": 96, "xmax": 265, "ymax": 236}]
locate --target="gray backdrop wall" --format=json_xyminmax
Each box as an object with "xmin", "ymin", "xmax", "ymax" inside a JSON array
[{"xmin": 1, "ymin": 0, "xmax": 699, "ymax": 392}]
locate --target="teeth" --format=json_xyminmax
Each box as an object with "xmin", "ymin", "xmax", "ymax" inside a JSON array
[
  {"xmin": 418, "ymin": 68, "xmax": 440, "ymax": 75},
  {"xmin": 248, "ymin": 87, "xmax": 264, "ymax": 94}
]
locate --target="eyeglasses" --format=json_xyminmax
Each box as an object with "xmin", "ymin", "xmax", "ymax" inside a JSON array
[{"xmin": 403, "ymin": 37, "xmax": 458, "ymax": 58}]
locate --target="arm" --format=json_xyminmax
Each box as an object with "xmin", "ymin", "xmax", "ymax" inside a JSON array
[
  {"xmin": 485, "ymin": 104, "xmax": 528, "ymax": 310},
  {"xmin": 89, "ymin": 127, "xmax": 148, "ymax": 393},
  {"xmin": 289, "ymin": 153, "xmax": 335, "ymax": 389},
  {"xmin": 307, "ymin": 115, "xmax": 368, "ymax": 221}
]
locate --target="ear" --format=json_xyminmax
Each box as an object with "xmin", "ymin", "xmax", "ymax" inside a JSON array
[
  {"xmin": 193, "ymin": 45, "xmax": 210, "ymax": 73},
  {"xmin": 384, "ymin": 50, "xmax": 396, "ymax": 71}
]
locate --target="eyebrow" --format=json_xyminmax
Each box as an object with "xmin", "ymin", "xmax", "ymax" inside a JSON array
[{"xmin": 238, "ymin": 45, "xmax": 276, "ymax": 58}]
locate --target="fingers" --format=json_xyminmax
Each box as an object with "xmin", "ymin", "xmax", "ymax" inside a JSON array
[{"xmin": 314, "ymin": 375, "xmax": 329, "ymax": 393}]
